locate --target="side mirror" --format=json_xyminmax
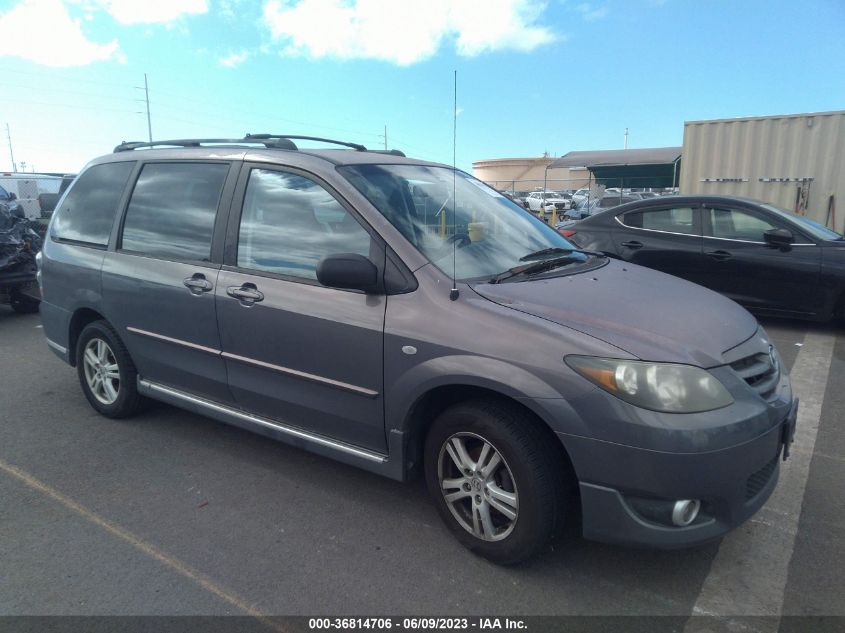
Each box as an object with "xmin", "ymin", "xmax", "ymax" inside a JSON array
[
  {"xmin": 316, "ymin": 253, "xmax": 379, "ymax": 292},
  {"xmin": 764, "ymin": 228, "xmax": 794, "ymax": 248},
  {"xmin": 8, "ymin": 192, "xmax": 16, "ymax": 201}
]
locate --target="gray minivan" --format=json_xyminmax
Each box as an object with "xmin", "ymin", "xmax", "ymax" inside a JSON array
[{"xmin": 39, "ymin": 136, "xmax": 798, "ymax": 564}]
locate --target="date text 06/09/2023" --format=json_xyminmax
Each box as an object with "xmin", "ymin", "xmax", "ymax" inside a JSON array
[{"xmin": 308, "ymin": 617, "xmax": 528, "ymax": 630}]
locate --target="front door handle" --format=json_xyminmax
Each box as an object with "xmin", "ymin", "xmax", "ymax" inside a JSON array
[
  {"xmin": 227, "ymin": 283, "xmax": 265, "ymax": 305},
  {"xmin": 183, "ymin": 274, "xmax": 213, "ymax": 295},
  {"xmin": 620, "ymin": 241, "xmax": 643, "ymax": 249},
  {"xmin": 705, "ymin": 250, "xmax": 732, "ymax": 261}
]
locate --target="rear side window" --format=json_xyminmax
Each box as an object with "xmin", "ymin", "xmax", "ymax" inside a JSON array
[
  {"xmin": 121, "ymin": 162, "xmax": 229, "ymax": 262},
  {"xmin": 622, "ymin": 207, "xmax": 697, "ymax": 234},
  {"xmin": 51, "ymin": 161, "xmax": 135, "ymax": 246}
]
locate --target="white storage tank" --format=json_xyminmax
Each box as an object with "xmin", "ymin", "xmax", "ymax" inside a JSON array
[{"xmin": 680, "ymin": 110, "xmax": 845, "ymax": 234}]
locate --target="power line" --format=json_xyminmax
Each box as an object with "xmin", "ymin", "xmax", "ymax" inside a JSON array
[
  {"xmin": 0, "ymin": 65, "xmax": 136, "ymax": 90},
  {"xmin": 0, "ymin": 81, "xmax": 139, "ymax": 103},
  {"xmin": 0, "ymin": 97, "xmax": 139, "ymax": 115}
]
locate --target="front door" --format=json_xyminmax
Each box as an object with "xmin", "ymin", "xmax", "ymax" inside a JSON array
[
  {"xmin": 700, "ymin": 204, "xmax": 822, "ymax": 315},
  {"xmin": 216, "ymin": 165, "xmax": 387, "ymax": 452}
]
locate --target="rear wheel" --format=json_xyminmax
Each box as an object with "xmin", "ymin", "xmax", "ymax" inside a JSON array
[
  {"xmin": 76, "ymin": 320, "xmax": 146, "ymax": 418},
  {"xmin": 424, "ymin": 400, "xmax": 570, "ymax": 565}
]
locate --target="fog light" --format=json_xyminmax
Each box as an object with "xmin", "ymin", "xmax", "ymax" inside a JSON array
[{"xmin": 671, "ymin": 499, "xmax": 701, "ymax": 526}]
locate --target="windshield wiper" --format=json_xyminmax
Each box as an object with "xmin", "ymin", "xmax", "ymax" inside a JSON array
[
  {"xmin": 489, "ymin": 255, "xmax": 583, "ymax": 284},
  {"xmin": 519, "ymin": 247, "xmax": 573, "ymax": 261},
  {"xmin": 518, "ymin": 246, "xmax": 606, "ymax": 262}
]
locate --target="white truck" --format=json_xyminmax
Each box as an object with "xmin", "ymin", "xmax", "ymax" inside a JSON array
[{"xmin": 0, "ymin": 174, "xmax": 64, "ymax": 220}]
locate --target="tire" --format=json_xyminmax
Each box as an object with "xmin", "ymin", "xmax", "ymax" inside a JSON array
[
  {"xmin": 424, "ymin": 400, "xmax": 570, "ymax": 565},
  {"xmin": 9, "ymin": 290, "xmax": 40, "ymax": 314},
  {"xmin": 76, "ymin": 320, "xmax": 146, "ymax": 418}
]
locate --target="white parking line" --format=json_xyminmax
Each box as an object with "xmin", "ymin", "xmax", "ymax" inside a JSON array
[
  {"xmin": 685, "ymin": 331, "xmax": 836, "ymax": 629},
  {"xmin": 0, "ymin": 458, "xmax": 287, "ymax": 632}
]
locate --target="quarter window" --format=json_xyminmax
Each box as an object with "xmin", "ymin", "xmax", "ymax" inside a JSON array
[
  {"xmin": 121, "ymin": 162, "xmax": 229, "ymax": 261},
  {"xmin": 237, "ymin": 169, "xmax": 372, "ymax": 281},
  {"xmin": 706, "ymin": 207, "xmax": 776, "ymax": 241},
  {"xmin": 51, "ymin": 161, "xmax": 135, "ymax": 246},
  {"xmin": 622, "ymin": 207, "xmax": 696, "ymax": 234}
]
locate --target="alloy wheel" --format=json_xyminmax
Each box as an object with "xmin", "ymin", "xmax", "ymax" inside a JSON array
[
  {"xmin": 437, "ymin": 432, "xmax": 519, "ymax": 542},
  {"xmin": 82, "ymin": 338, "xmax": 120, "ymax": 405}
]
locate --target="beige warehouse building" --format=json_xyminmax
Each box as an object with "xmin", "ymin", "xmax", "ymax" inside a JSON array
[{"xmin": 680, "ymin": 110, "xmax": 845, "ymax": 233}]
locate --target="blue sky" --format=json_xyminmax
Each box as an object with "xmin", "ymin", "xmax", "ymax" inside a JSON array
[{"xmin": 0, "ymin": 0, "xmax": 843, "ymax": 173}]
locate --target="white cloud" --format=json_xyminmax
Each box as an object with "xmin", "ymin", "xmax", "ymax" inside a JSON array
[
  {"xmin": 574, "ymin": 2, "xmax": 608, "ymax": 21},
  {"xmin": 262, "ymin": 0, "xmax": 557, "ymax": 65},
  {"xmin": 219, "ymin": 49, "xmax": 250, "ymax": 67},
  {"xmin": 0, "ymin": 0, "xmax": 120, "ymax": 67},
  {"xmin": 94, "ymin": 0, "xmax": 208, "ymax": 24}
]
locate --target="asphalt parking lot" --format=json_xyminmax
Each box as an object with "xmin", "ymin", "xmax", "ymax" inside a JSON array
[{"xmin": 1, "ymin": 306, "xmax": 843, "ymax": 628}]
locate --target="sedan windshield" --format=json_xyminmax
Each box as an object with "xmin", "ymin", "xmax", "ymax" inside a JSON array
[
  {"xmin": 761, "ymin": 204, "xmax": 843, "ymax": 241},
  {"xmin": 339, "ymin": 164, "xmax": 584, "ymax": 281}
]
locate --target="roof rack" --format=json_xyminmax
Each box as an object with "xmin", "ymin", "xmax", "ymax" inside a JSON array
[
  {"xmin": 369, "ymin": 149, "xmax": 406, "ymax": 157},
  {"xmin": 113, "ymin": 137, "xmax": 298, "ymax": 153},
  {"xmin": 244, "ymin": 134, "xmax": 368, "ymax": 152},
  {"xmin": 113, "ymin": 134, "xmax": 381, "ymax": 154}
]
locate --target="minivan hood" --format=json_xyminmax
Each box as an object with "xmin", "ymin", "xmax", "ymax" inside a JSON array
[{"xmin": 470, "ymin": 259, "xmax": 758, "ymax": 367}]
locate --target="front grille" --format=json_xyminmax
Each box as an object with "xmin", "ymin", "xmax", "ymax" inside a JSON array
[
  {"xmin": 730, "ymin": 350, "xmax": 780, "ymax": 400},
  {"xmin": 746, "ymin": 455, "xmax": 778, "ymax": 500}
]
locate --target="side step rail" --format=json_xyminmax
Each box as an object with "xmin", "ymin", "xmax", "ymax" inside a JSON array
[{"xmin": 137, "ymin": 379, "xmax": 406, "ymax": 481}]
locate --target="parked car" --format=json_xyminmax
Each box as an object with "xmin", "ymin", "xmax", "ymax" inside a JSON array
[
  {"xmin": 566, "ymin": 195, "xmax": 845, "ymax": 321},
  {"xmin": 36, "ymin": 174, "xmax": 76, "ymax": 217},
  {"xmin": 572, "ymin": 187, "xmax": 591, "ymax": 205},
  {"xmin": 526, "ymin": 190, "xmax": 571, "ymax": 212},
  {"xmin": 561, "ymin": 195, "xmax": 638, "ymax": 223},
  {"xmin": 40, "ymin": 137, "xmax": 796, "ymax": 564},
  {"xmin": 510, "ymin": 190, "xmax": 532, "ymax": 208}
]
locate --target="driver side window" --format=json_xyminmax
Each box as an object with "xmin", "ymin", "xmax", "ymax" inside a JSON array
[
  {"xmin": 237, "ymin": 169, "xmax": 372, "ymax": 281},
  {"xmin": 706, "ymin": 207, "xmax": 776, "ymax": 241}
]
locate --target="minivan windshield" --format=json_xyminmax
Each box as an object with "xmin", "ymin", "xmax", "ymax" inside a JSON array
[{"xmin": 339, "ymin": 164, "xmax": 585, "ymax": 281}]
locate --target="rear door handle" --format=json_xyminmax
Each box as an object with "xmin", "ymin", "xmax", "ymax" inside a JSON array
[
  {"xmin": 183, "ymin": 274, "xmax": 213, "ymax": 295},
  {"xmin": 227, "ymin": 284, "xmax": 265, "ymax": 305},
  {"xmin": 620, "ymin": 241, "xmax": 643, "ymax": 249},
  {"xmin": 705, "ymin": 250, "xmax": 732, "ymax": 261}
]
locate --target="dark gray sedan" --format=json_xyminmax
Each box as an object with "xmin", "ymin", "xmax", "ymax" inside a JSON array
[{"xmin": 564, "ymin": 195, "xmax": 845, "ymax": 321}]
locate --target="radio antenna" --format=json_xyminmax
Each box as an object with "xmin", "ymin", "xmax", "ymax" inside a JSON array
[{"xmin": 449, "ymin": 70, "xmax": 459, "ymax": 301}]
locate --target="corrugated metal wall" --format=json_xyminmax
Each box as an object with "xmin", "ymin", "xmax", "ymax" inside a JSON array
[{"xmin": 680, "ymin": 111, "xmax": 845, "ymax": 233}]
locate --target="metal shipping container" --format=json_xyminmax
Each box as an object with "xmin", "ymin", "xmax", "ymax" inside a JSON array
[{"xmin": 680, "ymin": 110, "xmax": 845, "ymax": 234}]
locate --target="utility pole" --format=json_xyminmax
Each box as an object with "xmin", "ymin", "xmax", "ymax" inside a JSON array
[
  {"xmin": 135, "ymin": 74, "xmax": 153, "ymax": 142},
  {"xmin": 144, "ymin": 73, "xmax": 152, "ymax": 142},
  {"xmin": 6, "ymin": 123, "xmax": 17, "ymax": 172},
  {"xmin": 624, "ymin": 127, "xmax": 629, "ymax": 150},
  {"xmin": 378, "ymin": 125, "xmax": 387, "ymax": 150}
]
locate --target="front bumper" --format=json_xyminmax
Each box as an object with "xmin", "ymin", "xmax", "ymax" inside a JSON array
[{"xmin": 562, "ymin": 398, "xmax": 798, "ymax": 548}]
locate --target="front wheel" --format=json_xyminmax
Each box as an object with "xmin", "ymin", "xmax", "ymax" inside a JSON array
[{"xmin": 424, "ymin": 400, "xmax": 570, "ymax": 565}]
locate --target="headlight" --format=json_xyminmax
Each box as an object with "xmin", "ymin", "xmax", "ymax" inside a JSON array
[{"xmin": 565, "ymin": 356, "xmax": 734, "ymax": 413}]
